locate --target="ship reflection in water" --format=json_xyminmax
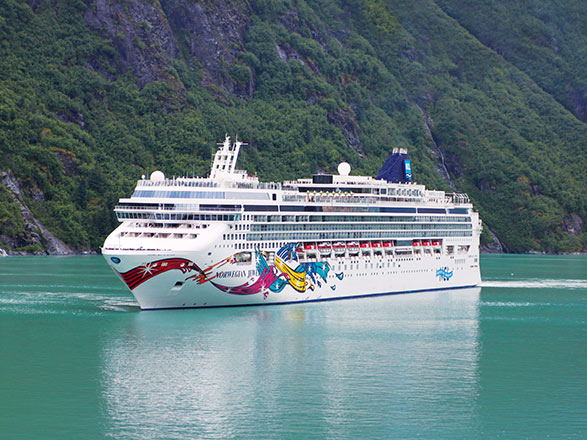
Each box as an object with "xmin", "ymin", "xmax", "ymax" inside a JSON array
[{"xmin": 100, "ymin": 288, "xmax": 481, "ymax": 438}]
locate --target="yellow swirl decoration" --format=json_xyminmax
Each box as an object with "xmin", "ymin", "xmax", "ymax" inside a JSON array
[{"xmin": 275, "ymin": 256, "xmax": 308, "ymax": 292}]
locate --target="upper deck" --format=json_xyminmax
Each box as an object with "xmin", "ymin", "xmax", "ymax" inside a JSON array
[
  {"xmin": 116, "ymin": 135, "xmax": 471, "ymax": 221},
  {"xmin": 128, "ymin": 175, "xmax": 469, "ymax": 206}
]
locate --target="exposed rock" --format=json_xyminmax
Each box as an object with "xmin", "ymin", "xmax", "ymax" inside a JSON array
[
  {"xmin": 481, "ymin": 226, "xmax": 505, "ymax": 253},
  {"xmin": 444, "ymin": 151, "xmax": 463, "ymax": 179},
  {"xmin": 28, "ymin": 184, "xmax": 47, "ymax": 203},
  {"xmin": 413, "ymin": 102, "xmax": 455, "ymax": 189},
  {"xmin": 278, "ymin": 8, "xmax": 328, "ymax": 53},
  {"xmin": 308, "ymin": 26, "xmax": 330, "ymax": 54},
  {"xmin": 527, "ymin": 249, "xmax": 546, "ymax": 255},
  {"xmin": 279, "ymin": 9, "xmax": 300, "ymax": 34},
  {"xmin": 529, "ymin": 183, "xmax": 540, "ymax": 197},
  {"xmin": 84, "ymin": 0, "xmax": 180, "ymax": 89},
  {"xmin": 568, "ymin": 83, "xmax": 586, "ymax": 123},
  {"xmin": 275, "ymin": 43, "xmax": 304, "ymax": 63},
  {"xmin": 162, "ymin": 0, "xmax": 252, "ymax": 99},
  {"xmin": 0, "ymin": 170, "xmax": 74, "ymax": 255},
  {"xmin": 275, "ymin": 43, "xmax": 287, "ymax": 61},
  {"xmin": 26, "ymin": 0, "xmax": 43, "ymax": 12},
  {"xmin": 476, "ymin": 178, "xmax": 493, "ymax": 192},
  {"xmin": 327, "ymin": 108, "xmax": 363, "ymax": 157},
  {"xmin": 56, "ymin": 110, "xmax": 86, "ymax": 129},
  {"xmin": 51, "ymin": 147, "xmax": 80, "ymax": 177},
  {"xmin": 563, "ymin": 213, "xmax": 583, "ymax": 236},
  {"xmin": 402, "ymin": 46, "xmax": 419, "ymax": 62}
]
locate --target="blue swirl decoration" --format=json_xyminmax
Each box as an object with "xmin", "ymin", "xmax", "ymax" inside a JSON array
[{"xmin": 436, "ymin": 267, "xmax": 453, "ymax": 281}]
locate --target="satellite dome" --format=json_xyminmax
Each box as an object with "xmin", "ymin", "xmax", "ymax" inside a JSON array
[
  {"xmin": 338, "ymin": 162, "xmax": 351, "ymax": 176},
  {"xmin": 150, "ymin": 170, "xmax": 165, "ymax": 181}
]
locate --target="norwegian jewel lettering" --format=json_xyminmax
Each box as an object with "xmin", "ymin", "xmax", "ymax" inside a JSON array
[{"xmin": 215, "ymin": 269, "xmax": 257, "ymax": 279}]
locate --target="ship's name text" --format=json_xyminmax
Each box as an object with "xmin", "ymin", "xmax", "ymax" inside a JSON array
[{"xmin": 216, "ymin": 269, "xmax": 257, "ymax": 279}]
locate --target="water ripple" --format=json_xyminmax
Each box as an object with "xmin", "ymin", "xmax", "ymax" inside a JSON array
[{"xmin": 481, "ymin": 279, "xmax": 587, "ymax": 289}]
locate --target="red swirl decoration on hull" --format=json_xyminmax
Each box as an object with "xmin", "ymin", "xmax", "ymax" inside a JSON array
[
  {"xmin": 116, "ymin": 258, "xmax": 202, "ymax": 290},
  {"xmin": 211, "ymin": 267, "xmax": 285, "ymax": 298}
]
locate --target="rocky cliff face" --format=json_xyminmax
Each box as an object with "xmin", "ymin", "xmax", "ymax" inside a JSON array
[
  {"xmin": 83, "ymin": 0, "xmax": 253, "ymax": 99},
  {"xmin": 163, "ymin": 0, "xmax": 253, "ymax": 98},
  {"xmin": 1, "ymin": 0, "xmax": 585, "ymax": 254},
  {"xmin": 84, "ymin": 0, "xmax": 179, "ymax": 88},
  {"xmin": 0, "ymin": 170, "xmax": 74, "ymax": 255}
]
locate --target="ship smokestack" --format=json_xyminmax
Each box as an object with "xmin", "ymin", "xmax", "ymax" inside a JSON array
[{"xmin": 376, "ymin": 147, "xmax": 412, "ymax": 183}]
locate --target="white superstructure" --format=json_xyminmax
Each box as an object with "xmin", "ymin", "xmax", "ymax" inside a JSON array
[{"xmin": 103, "ymin": 136, "xmax": 481, "ymax": 310}]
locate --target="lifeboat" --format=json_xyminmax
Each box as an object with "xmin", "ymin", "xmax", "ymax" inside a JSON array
[
  {"xmin": 431, "ymin": 240, "xmax": 441, "ymax": 246},
  {"xmin": 412, "ymin": 240, "xmax": 422, "ymax": 247},
  {"xmin": 360, "ymin": 241, "xmax": 372, "ymax": 256},
  {"xmin": 372, "ymin": 241, "xmax": 383, "ymax": 256},
  {"xmin": 303, "ymin": 243, "xmax": 317, "ymax": 256},
  {"xmin": 296, "ymin": 244, "xmax": 305, "ymax": 257},
  {"xmin": 332, "ymin": 242, "xmax": 346, "ymax": 255},
  {"xmin": 318, "ymin": 242, "xmax": 332, "ymax": 257},
  {"xmin": 383, "ymin": 241, "xmax": 394, "ymax": 254},
  {"xmin": 347, "ymin": 242, "xmax": 359, "ymax": 256},
  {"xmin": 422, "ymin": 240, "xmax": 432, "ymax": 246}
]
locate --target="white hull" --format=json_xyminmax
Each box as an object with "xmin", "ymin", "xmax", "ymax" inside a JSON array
[
  {"xmin": 103, "ymin": 245, "xmax": 480, "ymax": 310},
  {"xmin": 102, "ymin": 136, "xmax": 482, "ymax": 310}
]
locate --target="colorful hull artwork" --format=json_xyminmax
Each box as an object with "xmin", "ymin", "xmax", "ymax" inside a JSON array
[{"xmin": 115, "ymin": 243, "xmax": 344, "ymax": 298}]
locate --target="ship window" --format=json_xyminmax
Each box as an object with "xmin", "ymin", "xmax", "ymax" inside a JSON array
[
  {"xmin": 418, "ymin": 208, "xmax": 446, "ymax": 214},
  {"xmin": 244, "ymin": 205, "xmax": 278, "ymax": 212}
]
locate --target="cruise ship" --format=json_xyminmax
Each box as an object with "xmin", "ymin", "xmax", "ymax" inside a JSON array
[{"xmin": 102, "ymin": 136, "xmax": 481, "ymax": 309}]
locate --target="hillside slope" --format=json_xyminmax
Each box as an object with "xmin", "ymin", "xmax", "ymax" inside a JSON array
[{"xmin": 0, "ymin": 0, "xmax": 585, "ymax": 253}]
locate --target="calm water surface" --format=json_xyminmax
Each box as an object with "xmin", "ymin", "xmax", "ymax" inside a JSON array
[{"xmin": 0, "ymin": 254, "xmax": 585, "ymax": 439}]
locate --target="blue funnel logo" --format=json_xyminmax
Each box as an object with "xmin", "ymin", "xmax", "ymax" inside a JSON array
[{"xmin": 404, "ymin": 160, "xmax": 412, "ymax": 180}]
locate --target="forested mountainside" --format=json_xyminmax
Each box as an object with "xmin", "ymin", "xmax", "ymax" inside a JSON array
[{"xmin": 0, "ymin": 0, "xmax": 585, "ymax": 254}]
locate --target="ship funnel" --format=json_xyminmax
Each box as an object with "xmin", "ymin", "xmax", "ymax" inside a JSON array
[{"xmin": 376, "ymin": 148, "xmax": 412, "ymax": 183}]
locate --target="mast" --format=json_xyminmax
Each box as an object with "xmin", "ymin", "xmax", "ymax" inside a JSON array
[{"xmin": 210, "ymin": 135, "xmax": 246, "ymax": 179}]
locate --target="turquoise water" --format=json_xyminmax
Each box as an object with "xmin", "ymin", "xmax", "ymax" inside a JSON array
[{"xmin": 0, "ymin": 254, "xmax": 585, "ymax": 439}]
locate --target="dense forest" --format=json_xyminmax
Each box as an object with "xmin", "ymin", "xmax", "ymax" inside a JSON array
[{"xmin": 0, "ymin": 0, "xmax": 585, "ymax": 254}]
